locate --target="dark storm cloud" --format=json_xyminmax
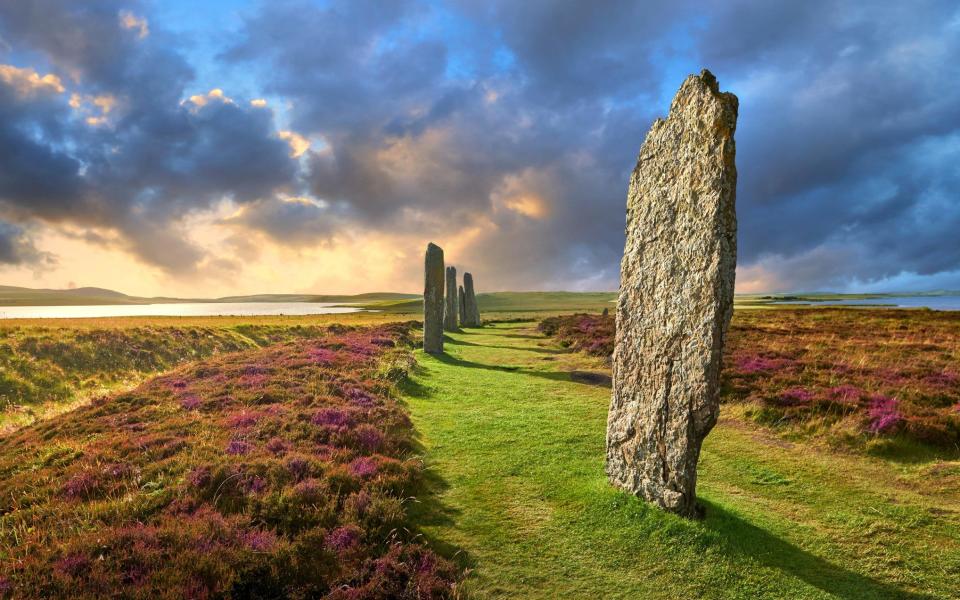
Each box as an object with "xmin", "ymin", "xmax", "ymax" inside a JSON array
[
  {"xmin": 0, "ymin": 0, "xmax": 299, "ymax": 273},
  {"xmin": 688, "ymin": 0, "xmax": 960, "ymax": 288},
  {"xmin": 227, "ymin": 197, "xmax": 339, "ymax": 246},
  {"xmin": 2, "ymin": 0, "xmax": 959, "ymax": 290},
  {"xmin": 225, "ymin": 0, "xmax": 665, "ymax": 287},
  {"xmin": 0, "ymin": 221, "xmax": 53, "ymax": 266}
]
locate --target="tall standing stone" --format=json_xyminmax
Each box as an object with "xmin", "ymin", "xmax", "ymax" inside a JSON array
[
  {"xmin": 444, "ymin": 266, "xmax": 459, "ymax": 331},
  {"xmin": 423, "ymin": 243, "xmax": 445, "ymax": 354},
  {"xmin": 458, "ymin": 286, "xmax": 467, "ymax": 325},
  {"xmin": 606, "ymin": 70, "xmax": 738, "ymax": 518},
  {"xmin": 462, "ymin": 272, "xmax": 481, "ymax": 327}
]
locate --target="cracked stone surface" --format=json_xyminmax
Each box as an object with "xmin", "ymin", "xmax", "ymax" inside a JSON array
[
  {"xmin": 423, "ymin": 242, "xmax": 445, "ymax": 354},
  {"xmin": 606, "ymin": 70, "xmax": 738, "ymax": 518}
]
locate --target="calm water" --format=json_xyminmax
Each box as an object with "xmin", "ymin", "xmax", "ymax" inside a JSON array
[
  {"xmin": 773, "ymin": 295, "xmax": 960, "ymax": 310},
  {"xmin": 0, "ymin": 302, "xmax": 364, "ymax": 319}
]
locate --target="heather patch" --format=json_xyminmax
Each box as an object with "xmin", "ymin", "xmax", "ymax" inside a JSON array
[
  {"xmin": 0, "ymin": 322, "xmax": 419, "ymax": 431},
  {"xmin": 538, "ymin": 313, "xmax": 615, "ymax": 357},
  {"xmin": 0, "ymin": 321, "xmax": 458, "ymax": 598},
  {"xmin": 539, "ymin": 310, "xmax": 960, "ymax": 449}
]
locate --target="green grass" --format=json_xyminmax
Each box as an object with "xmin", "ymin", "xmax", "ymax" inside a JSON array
[{"xmin": 404, "ymin": 323, "xmax": 960, "ymax": 599}]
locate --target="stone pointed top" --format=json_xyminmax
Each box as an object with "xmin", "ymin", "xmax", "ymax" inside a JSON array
[{"xmin": 669, "ymin": 70, "xmax": 738, "ymax": 119}]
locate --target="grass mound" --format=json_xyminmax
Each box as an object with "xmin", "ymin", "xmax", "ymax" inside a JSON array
[
  {"xmin": 0, "ymin": 322, "xmax": 460, "ymax": 598},
  {"xmin": 539, "ymin": 309, "xmax": 960, "ymax": 450},
  {"xmin": 0, "ymin": 323, "xmax": 377, "ymax": 430}
]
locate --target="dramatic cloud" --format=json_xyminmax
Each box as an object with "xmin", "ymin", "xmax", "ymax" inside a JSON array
[
  {"xmin": 0, "ymin": 221, "xmax": 54, "ymax": 267},
  {"xmin": 0, "ymin": 0, "xmax": 957, "ymax": 294},
  {"xmin": 0, "ymin": 0, "xmax": 299, "ymax": 275}
]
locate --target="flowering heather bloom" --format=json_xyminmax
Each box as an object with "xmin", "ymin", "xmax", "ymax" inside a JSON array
[
  {"xmin": 345, "ymin": 491, "xmax": 371, "ymax": 516},
  {"xmin": 226, "ymin": 410, "xmax": 260, "ymax": 428},
  {"xmin": 239, "ymin": 373, "xmax": 270, "ymax": 388},
  {"xmin": 736, "ymin": 355, "xmax": 793, "ymax": 374},
  {"xmin": 61, "ymin": 471, "xmax": 100, "ymax": 499},
  {"xmin": 0, "ymin": 322, "xmax": 461, "ymax": 596},
  {"xmin": 187, "ymin": 466, "xmax": 211, "ymax": 488},
  {"xmin": 356, "ymin": 425, "xmax": 384, "ymax": 451},
  {"xmin": 828, "ymin": 385, "xmax": 861, "ymax": 404},
  {"xmin": 285, "ymin": 456, "xmax": 311, "ymax": 481},
  {"xmin": 778, "ymin": 388, "xmax": 816, "ymax": 406},
  {"xmin": 244, "ymin": 476, "xmax": 268, "ymax": 495},
  {"xmin": 345, "ymin": 387, "xmax": 376, "ymax": 407},
  {"xmin": 265, "ymin": 437, "xmax": 291, "ymax": 455},
  {"xmin": 875, "ymin": 368, "xmax": 908, "ymax": 384},
  {"xmin": 54, "ymin": 554, "xmax": 91, "ymax": 577},
  {"xmin": 180, "ymin": 394, "xmax": 202, "ymax": 410},
  {"xmin": 346, "ymin": 339, "xmax": 378, "ymax": 356},
  {"xmin": 925, "ymin": 371, "xmax": 960, "ymax": 387},
  {"xmin": 243, "ymin": 529, "xmax": 278, "ymax": 552},
  {"xmin": 225, "ymin": 439, "xmax": 252, "ymax": 455},
  {"xmin": 418, "ymin": 552, "xmax": 438, "ymax": 574},
  {"xmin": 313, "ymin": 443, "xmax": 336, "ymax": 460},
  {"xmin": 325, "ymin": 525, "xmax": 361, "ymax": 552},
  {"xmin": 349, "ymin": 456, "xmax": 379, "ymax": 478},
  {"xmin": 308, "ymin": 347, "xmax": 337, "ymax": 365},
  {"xmin": 293, "ymin": 478, "xmax": 323, "ymax": 501},
  {"xmin": 868, "ymin": 395, "xmax": 903, "ymax": 434},
  {"xmin": 953, "ymin": 402, "xmax": 960, "ymax": 413},
  {"xmin": 313, "ymin": 407, "xmax": 355, "ymax": 428}
]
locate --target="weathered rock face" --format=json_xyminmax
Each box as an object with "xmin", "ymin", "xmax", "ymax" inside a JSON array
[
  {"xmin": 444, "ymin": 266, "xmax": 459, "ymax": 331},
  {"xmin": 423, "ymin": 243, "xmax": 445, "ymax": 354},
  {"xmin": 458, "ymin": 286, "xmax": 467, "ymax": 324},
  {"xmin": 462, "ymin": 273, "xmax": 481, "ymax": 327},
  {"xmin": 606, "ymin": 70, "xmax": 738, "ymax": 518}
]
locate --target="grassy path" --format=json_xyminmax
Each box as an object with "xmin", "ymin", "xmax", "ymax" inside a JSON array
[{"xmin": 404, "ymin": 323, "xmax": 960, "ymax": 599}]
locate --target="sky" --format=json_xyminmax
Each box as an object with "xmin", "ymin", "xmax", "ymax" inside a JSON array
[{"xmin": 0, "ymin": 0, "xmax": 958, "ymax": 297}]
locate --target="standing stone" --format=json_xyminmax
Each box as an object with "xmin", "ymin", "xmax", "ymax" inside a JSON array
[
  {"xmin": 458, "ymin": 286, "xmax": 467, "ymax": 325},
  {"xmin": 444, "ymin": 266, "xmax": 459, "ymax": 331},
  {"xmin": 606, "ymin": 70, "xmax": 738, "ymax": 518},
  {"xmin": 462, "ymin": 272, "xmax": 481, "ymax": 327},
  {"xmin": 423, "ymin": 243, "xmax": 445, "ymax": 354}
]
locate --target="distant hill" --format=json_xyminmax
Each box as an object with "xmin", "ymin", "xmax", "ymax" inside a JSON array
[
  {"xmin": 0, "ymin": 285, "xmax": 419, "ymax": 307},
  {"xmin": 0, "ymin": 285, "xmax": 146, "ymax": 306},
  {"xmin": 359, "ymin": 291, "xmax": 618, "ymax": 314}
]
